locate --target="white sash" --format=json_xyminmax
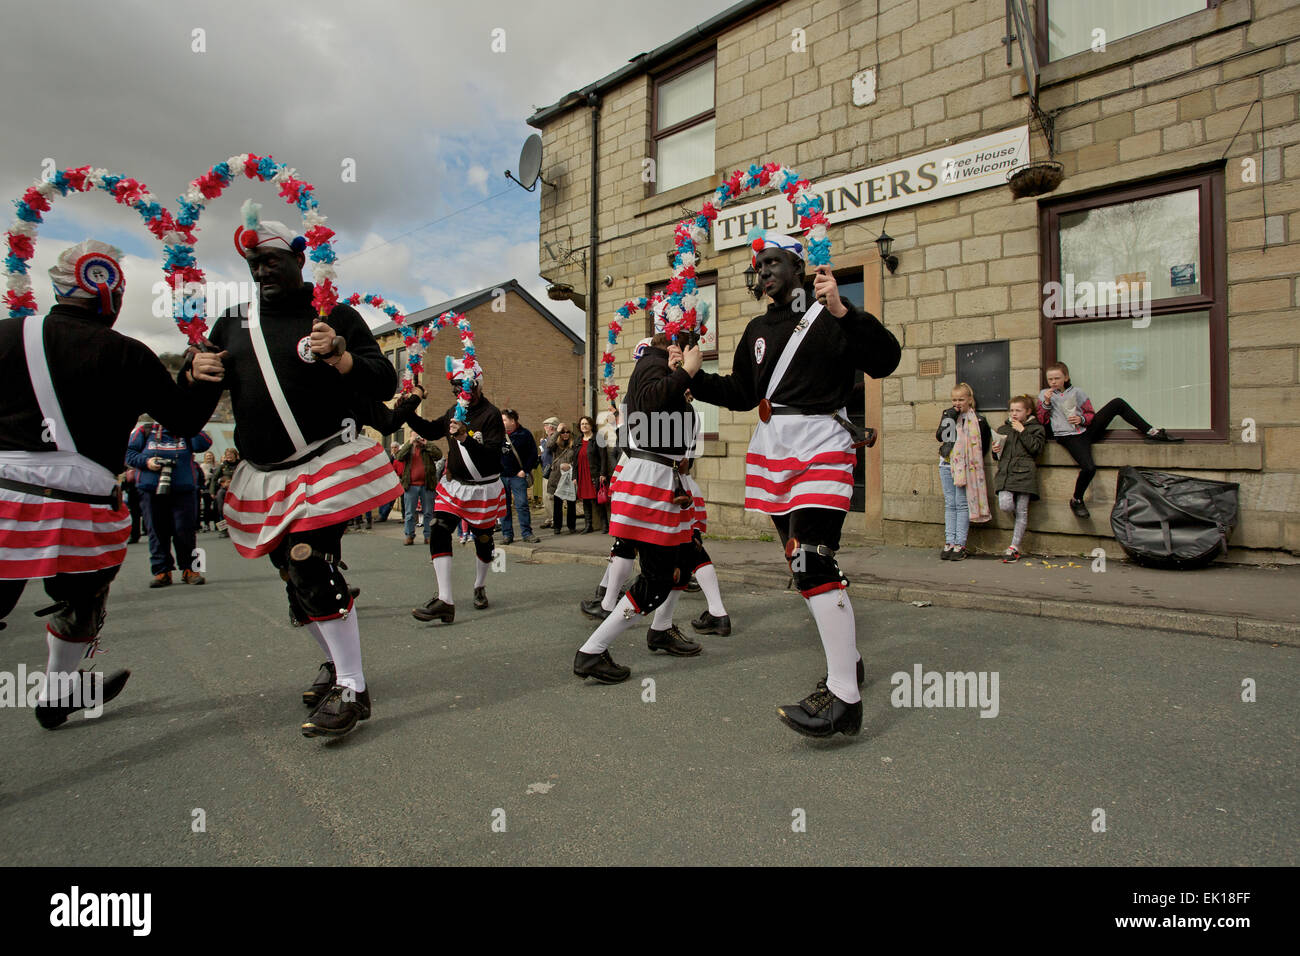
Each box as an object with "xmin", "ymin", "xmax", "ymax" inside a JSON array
[
  {"xmin": 247, "ymin": 300, "xmax": 308, "ymax": 455},
  {"xmin": 22, "ymin": 314, "xmax": 76, "ymax": 453},
  {"xmin": 764, "ymin": 302, "xmax": 824, "ymax": 402},
  {"xmin": 451, "ymin": 428, "xmax": 499, "ymax": 482}
]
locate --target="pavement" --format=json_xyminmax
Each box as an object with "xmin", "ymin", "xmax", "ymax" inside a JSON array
[
  {"xmin": 0, "ymin": 524, "xmax": 1295, "ymax": 866},
  {"xmin": 497, "ymin": 516, "xmax": 1300, "ymax": 648}
]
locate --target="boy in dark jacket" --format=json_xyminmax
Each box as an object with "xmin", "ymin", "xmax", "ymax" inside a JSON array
[{"xmin": 992, "ymin": 395, "xmax": 1046, "ymax": 562}]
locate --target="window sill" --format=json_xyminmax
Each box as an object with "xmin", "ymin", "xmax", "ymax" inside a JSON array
[
  {"xmin": 1036, "ymin": 0, "xmax": 1251, "ymax": 91},
  {"xmin": 1041, "ymin": 440, "xmax": 1261, "ymax": 471},
  {"xmin": 640, "ymin": 174, "xmax": 722, "ymax": 217}
]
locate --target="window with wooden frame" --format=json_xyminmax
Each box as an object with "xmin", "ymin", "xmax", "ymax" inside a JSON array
[
  {"xmin": 651, "ymin": 53, "xmax": 716, "ymax": 195},
  {"xmin": 1039, "ymin": 168, "xmax": 1226, "ymax": 440},
  {"xmin": 1037, "ymin": 0, "xmax": 1216, "ymax": 62},
  {"xmin": 646, "ymin": 272, "xmax": 718, "ymax": 437}
]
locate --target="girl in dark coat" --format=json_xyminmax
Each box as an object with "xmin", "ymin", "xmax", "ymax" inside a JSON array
[{"xmin": 992, "ymin": 394, "xmax": 1047, "ymax": 562}]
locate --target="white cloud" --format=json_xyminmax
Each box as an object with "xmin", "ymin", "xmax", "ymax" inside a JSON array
[{"xmin": 467, "ymin": 165, "xmax": 490, "ymax": 195}]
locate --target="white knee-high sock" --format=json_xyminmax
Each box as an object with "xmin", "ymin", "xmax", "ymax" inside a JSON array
[
  {"xmin": 315, "ymin": 614, "xmax": 365, "ymax": 692},
  {"xmin": 806, "ymin": 590, "xmax": 861, "ymax": 704},
  {"xmin": 40, "ymin": 630, "xmax": 86, "ymax": 704},
  {"xmin": 306, "ymin": 622, "xmax": 332, "ymax": 659},
  {"xmin": 651, "ymin": 589, "xmax": 682, "ymax": 630},
  {"xmin": 601, "ymin": 556, "xmax": 635, "ymax": 611},
  {"xmin": 579, "ymin": 595, "xmax": 641, "ymax": 654},
  {"xmin": 474, "ymin": 558, "xmax": 490, "ymax": 588},
  {"xmin": 693, "ymin": 563, "xmax": 727, "ymax": 617},
  {"xmin": 432, "ymin": 555, "xmax": 453, "ymax": 604}
]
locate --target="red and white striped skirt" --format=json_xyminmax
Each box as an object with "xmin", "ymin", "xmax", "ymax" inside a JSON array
[
  {"xmin": 682, "ymin": 473, "xmax": 707, "ymax": 534},
  {"xmin": 0, "ymin": 451, "xmax": 129, "ymax": 579},
  {"xmin": 435, "ymin": 475, "xmax": 507, "ymax": 527},
  {"xmin": 744, "ymin": 411, "xmax": 855, "ymax": 515},
  {"xmin": 608, "ymin": 457, "xmax": 695, "ymax": 547},
  {"xmin": 223, "ymin": 437, "xmax": 402, "ymax": 559}
]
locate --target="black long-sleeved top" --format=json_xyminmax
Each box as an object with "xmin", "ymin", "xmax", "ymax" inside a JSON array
[
  {"xmin": 407, "ymin": 397, "xmax": 505, "ymax": 482},
  {"xmin": 688, "ymin": 299, "xmax": 900, "ymax": 413},
  {"xmin": 0, "ymin": 306, "xmax": 215, "ymax": 474},
  {"xmin": 501, "ymin": 425, "xmax": 539, "ymax": 475},
  {"xmin": 186, "ymin": 284, "xmax": 397, "ymax": 465},
  {"xmin": 622, "ymin": 345, "xmax": 696, "ymax": 458}
]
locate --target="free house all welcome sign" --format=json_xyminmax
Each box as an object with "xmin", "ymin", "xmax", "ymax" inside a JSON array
[{"xmin": 712, "ymin": 125, "xmax": 1031, "ymax": 251}]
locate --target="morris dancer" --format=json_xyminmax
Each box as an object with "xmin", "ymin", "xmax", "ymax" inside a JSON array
[
  {"xmin": 686, "ymin": 233, "xmax": 900, "ymax": 738},
  {"xmin": 181, "ymin": 205, "xmax": 402, "ymax": 738},
  {"xmin": 403, "ymin": 356, "xmax": 506, "ymax": 622},
  {"xmin": 0, "ymin": 240, "xmax": 222, "ymax": 728},
  {"xmin": 572, "ymin": 332, "xmax": 703, "ymax": 683}
]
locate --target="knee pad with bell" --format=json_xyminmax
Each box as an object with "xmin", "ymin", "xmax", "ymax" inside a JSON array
[
  {"xmin": 474, "ymin": 529, "xmax": 495, "ymax": 563},
  {"xmin": 46, "ymin": 581, "xmax": 111, "ymax": 642},
  {"xmin": 429, "ymin": 514, "xmax": 456, "ymax": 557},
  {"xmin": 284, "ymin": 543, "xmax": 352, "ymax": 620},
  {"xmin": 786, "ymin": 538, "xmax": 849, "ymax": 596},
  {"xmin": 610, "ymin": 537, "xmax": 636, "ymax": 560},
  {"xmin": 625, "ymin": 573, "xmax": 672, "ymax": 614}
]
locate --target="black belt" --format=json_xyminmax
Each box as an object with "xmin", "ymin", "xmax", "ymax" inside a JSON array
[
  {"xmin": 628, "ymin": 448, "xmax": 681, "ymax": 467},
  {"xmin": 246, "ymin": 433, "xmax": 349, "ymax": 472},
  {"xmin": 766, "ymin": 405, "xmax": 821, "ymax": 415},
  {"xmin": 0, "ymin": 476, "xmax": 121, "ymax": 508},
  {"xmin": 452, "ymin": 474, "xmax": 501, "ymax": 486}
]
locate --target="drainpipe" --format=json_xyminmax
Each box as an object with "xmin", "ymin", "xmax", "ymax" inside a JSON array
[{"xmin": 587, "ymin": 91, "xmax": 601, "ymax": 419}]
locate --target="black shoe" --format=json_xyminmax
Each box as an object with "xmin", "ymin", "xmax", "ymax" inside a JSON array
[
  {"xmin": 949, "ymin": 546, "xmax": 968, "ymax": 561},
  {"xmin": 35, "ymin": 669, "xmax": 131, "ymax": 729},
  {"xmin": 647, "ymin": 624, "xmax": 702, "ymax": 657},
  {"xmin": 502, "ymin": 536, "xmax": 514, "ymax": 545},
  {"xmin": 573, "ymin": 649, "xmax": 631, "ymax": 684},
  {"xmin": 685, "ymin": 575, "xmax": 701, "ymax": 593},
  {"xmin": 1069, "ymin": 497, "xmax": 1091, "ymax": 518},
  {"xmin": 817, "ymin": 658, "xmax": 866, "ymax": 692},
  {"xmin": 473, "ymin": 586, "xmax": 489, "ymax": 609},
  {"xmin": 940, "ymin": 547, "xmax": 952, "ymax": 560},
  {"xmin": 219, "ymin": 529, "xmax": 229, "ymax": 538},
  {"xmin": 690, "ymin": 610, "xmax": 731, "ymax": 636},
  {"xmin": 412, "ymin": 597, "xmax": 455, "ymax": 623},
  {"xmin": 580, "ymin": 526, "xmax": 593, "ymax": 535},
  {"xmin": 1144, "ymin": 428, "xmax": 1184, "ymax": 444},
  {"xmin": 580, "ymin": 598, "xmax": 610, "ymax": 620},
  {"xmin": 303, "ymin": 661, "xmax": 336, "ymax": 708},
  {"xmin": 777, "ymin": 686, "xmax": 863, "ymax": 739},
  {"xmin": 521, "ymin": 533, "xmax": 537, "ymax": 543},
  {"xmin": 301, "ymin": 685, "xmax": 372, "ymax": 738}
]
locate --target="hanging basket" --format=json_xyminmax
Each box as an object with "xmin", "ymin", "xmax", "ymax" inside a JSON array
[{"xmin": 1007, "ymin": 161, "xmax": 1064, "ymax": 199}]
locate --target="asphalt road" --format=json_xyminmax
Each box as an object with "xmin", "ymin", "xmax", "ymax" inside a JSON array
[{"xmin": 1, "ymin": 528, "xmax": 1295, "ymax": 866}]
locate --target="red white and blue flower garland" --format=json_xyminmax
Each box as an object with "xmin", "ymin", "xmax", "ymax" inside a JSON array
[
  {"xmin": 602, "ymin": 160, "xmax": 830, "ymax": 408},
  {"xmin": 4, "ymin": 166, "xmax": 173, "ymax": 319},
  {"xmin": 444, "ymin": 313, "xmax": 478, "ymax": 424},
  {"xmin": 167, "ymin": 154, "xmax": 337, "ymax": 344}
]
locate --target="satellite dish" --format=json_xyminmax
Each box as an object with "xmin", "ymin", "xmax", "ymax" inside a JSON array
[{"xmin": 505, "ymin": 133, "xmax": 554, "ymax": 192}]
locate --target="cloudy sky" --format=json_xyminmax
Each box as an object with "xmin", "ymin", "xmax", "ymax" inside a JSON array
[{"xmin": 0, "ymin": 0, "xmax": 730, "ymax": 354}]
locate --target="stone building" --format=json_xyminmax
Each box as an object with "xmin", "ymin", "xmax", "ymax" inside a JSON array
[
  {"xmin": 369, "ymin": 279, "xmax": 584, "ymax": 445},
  {"xmin": 529, "ymin": 0, "xmax": 1299, "ymax": 561}
]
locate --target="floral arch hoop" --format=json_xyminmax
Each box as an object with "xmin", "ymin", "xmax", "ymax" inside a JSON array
[{"xmin": 601, "ymin": 161, "xmax": 831, "ymax": 407}]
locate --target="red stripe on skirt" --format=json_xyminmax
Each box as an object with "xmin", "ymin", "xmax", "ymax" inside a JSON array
[
  {"xmin": 610, "ymin": 499, "xmax": 693, "ymax": 528},
  {"xmin": 745, "ymin": 450, "xmax": 856, "ymax": 470},
  {"xmin": 0, "ymin": 525, "xmax": 130, "ymax": 549},
  {"xmin": 745, "ymin": 468, "xmax": 853, "ymax": 496},
  {"xmin": 607, "ymin": 520, "xmax": 693, "ymax": 547},
  {"xmin": 0, "ymin": 498, "xmax": 129, "ymax": 524},
  {"xmin": 609, "ymin": 479, "xmax": 677, "ymax": 503},
  {"xmin": 0, "ymin": 549, "xmax": 125, "ymax": 578},
  {"xmin": 228, "ymin": 486, "xmax": 401, "ymax": 559},
  {"xmin": 743, "ymin": 492, "xmax": 851, "ymax": 513},
  {"xmin": 225, "ymin": 464, "xmax": 396, "ymax": 524}
]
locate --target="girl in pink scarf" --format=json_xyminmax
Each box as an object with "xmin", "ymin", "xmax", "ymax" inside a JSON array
[{"xmin": 936, "ymin": 383, "xmax": 992, "ymax": 559}]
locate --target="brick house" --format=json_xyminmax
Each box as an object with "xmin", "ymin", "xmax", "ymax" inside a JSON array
[
  {"xmin": 369, "ymin": 279, "xmax": 584, "ymax": 447},
  {"xmin": 528, "ymin": 0, "xmax": 1299, "ymax": 561}
]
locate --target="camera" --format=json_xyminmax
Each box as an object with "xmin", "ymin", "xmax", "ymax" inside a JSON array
[{"xmin": 156, "ymin": 460, "xmax": 175, "ymax": 495}]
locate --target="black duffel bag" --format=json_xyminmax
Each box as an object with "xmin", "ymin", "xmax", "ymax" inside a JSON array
[{"xmin": 1110, "ymin": 466, "xmax": 1240, "ymax": 570}]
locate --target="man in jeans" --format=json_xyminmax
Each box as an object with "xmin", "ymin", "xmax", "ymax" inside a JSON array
[
  {"xmin": 499, "ymin": 409, "xmax": 538, "ymax": 544},
  {"xmin": 126, "ymin": 423, "xmax": 212, "ymax": 587},
  {"xmin": 397, "ymin": 434, "xmax": 442, "ymax": 546}
]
